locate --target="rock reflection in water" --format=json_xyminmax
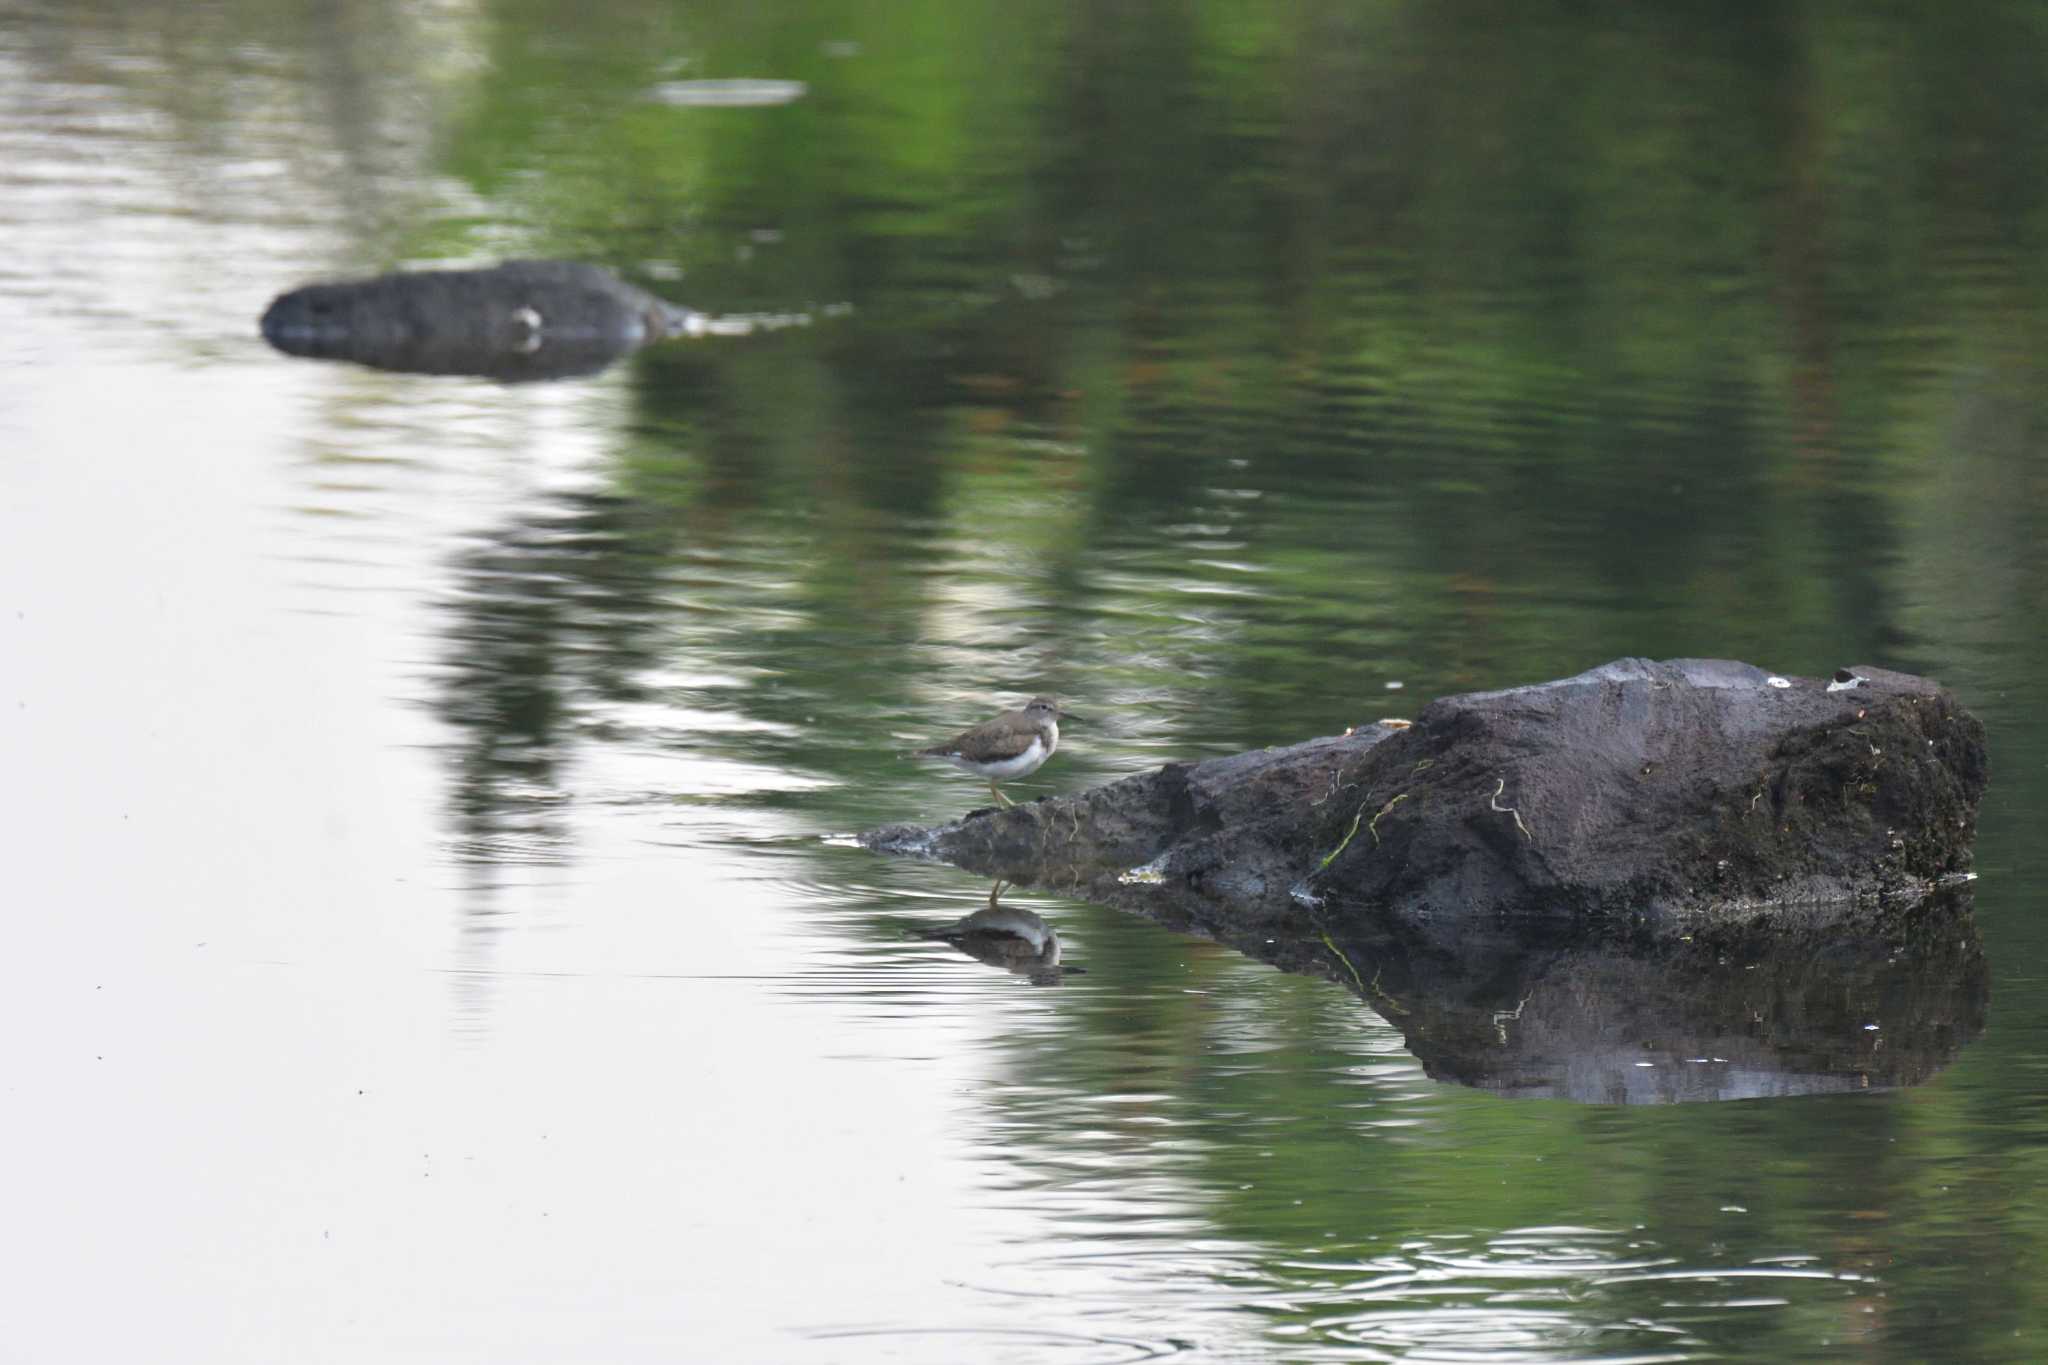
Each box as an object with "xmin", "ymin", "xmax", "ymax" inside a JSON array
[
  {"xmin": 1134, "ymin": 887, "xmax": 1986, "ymax": 1104},
  {"xmin": 916, "ymin": 903, "xmax": 1081, "ymax": 987}
]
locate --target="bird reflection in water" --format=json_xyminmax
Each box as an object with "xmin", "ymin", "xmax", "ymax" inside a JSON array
[{"xmin": 916, "ymin": 896, "xmax": 1082, "ymax": 987}]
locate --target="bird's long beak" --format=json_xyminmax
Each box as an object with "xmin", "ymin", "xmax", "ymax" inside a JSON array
[{"xmin": 1057, "ymin": 709, "xmax": 1086, "ymax": 723}]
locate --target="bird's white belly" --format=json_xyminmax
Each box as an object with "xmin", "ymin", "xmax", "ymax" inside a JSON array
[{"xmin": 949, "ymin": 735, "xmax": 1048, "ymax": 780}]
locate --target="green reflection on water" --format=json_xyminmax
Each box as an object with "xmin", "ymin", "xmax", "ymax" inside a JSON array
[
  {"xmin": 23, "ymin": 0, "xmax": 2048, "ymax": 1357},
  {"xmin": 404, "ymin": 4, "xmax": 2048, "ymax": 1356}
]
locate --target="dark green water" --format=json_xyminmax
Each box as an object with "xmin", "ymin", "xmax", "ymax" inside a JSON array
[{"xmin": 6, "ymin": 2, "xmax": 2048, "ymax": 1360}]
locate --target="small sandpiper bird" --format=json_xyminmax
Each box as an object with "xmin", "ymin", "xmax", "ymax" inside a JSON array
[{"xmin": 917, "ymin": 696, "xmax": 1079, "ymax": 807}]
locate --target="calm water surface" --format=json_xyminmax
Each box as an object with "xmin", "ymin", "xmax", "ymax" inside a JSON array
[{"xmin": 6, "ymin": 3, "xmax": 2048, "ymax": 1361}]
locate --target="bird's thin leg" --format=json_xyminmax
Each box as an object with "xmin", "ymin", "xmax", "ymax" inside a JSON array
[
  {"xmin": 988, "ymin": 879, "xmax": 1007, "ymax": 907},
  {"xmin": 990, "ymin": 780, "xmax": 1014, "ymax": 807}
]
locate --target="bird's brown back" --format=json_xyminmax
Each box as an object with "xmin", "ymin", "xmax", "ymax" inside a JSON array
[{"xmin": 921, "ymin": 707, "xmax": 1042, "ymax": 762}]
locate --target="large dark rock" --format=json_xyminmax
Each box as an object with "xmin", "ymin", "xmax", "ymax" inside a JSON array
[
  {"xmin": 865, "ymin": 658, "xmax": 1990, "ymax": 1103},
  {"xmin": 259, "ymin": 260, "xmax": 703, "ymax": 381},
  {"xmin": 863, "ymin": 659, "xmax": 1987, "ymax": 942}
]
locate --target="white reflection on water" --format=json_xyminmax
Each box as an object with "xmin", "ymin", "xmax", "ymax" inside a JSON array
[{"xmin": 644, "ymin": 78, "xmax": 809, "ymax": 108}]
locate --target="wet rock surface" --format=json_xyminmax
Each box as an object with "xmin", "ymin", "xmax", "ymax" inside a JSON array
[
  {"xmin": 259, "ymin": 260, "xmax": 700, "ymax": 381},
  {"xmin": 863, "ymin": 658, "xmax": 1988, "ymax": 939}
]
